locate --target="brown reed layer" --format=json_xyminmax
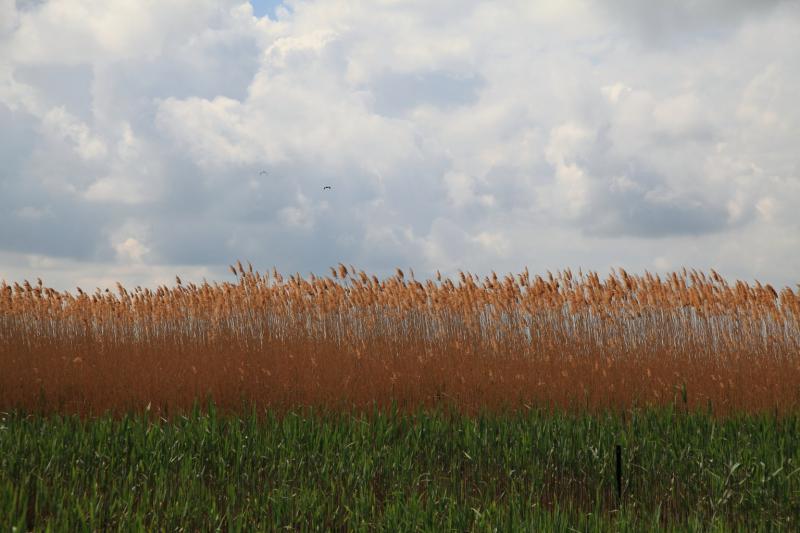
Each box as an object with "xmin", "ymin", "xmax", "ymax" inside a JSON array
[{"xmin": 1, "ymin": 264, "xmax": 799, "ymax": 417}]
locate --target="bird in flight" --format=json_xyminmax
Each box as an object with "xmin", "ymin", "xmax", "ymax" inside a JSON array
[
  {"xmin": 323, "ymin": 185, "xmax": 332, "ymax": 190},
  {"xmin": 259, "ymin": 170, "xmax": 269, "ymax": 176}
]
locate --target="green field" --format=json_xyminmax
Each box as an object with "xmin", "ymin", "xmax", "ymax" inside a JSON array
[{"xmin": 2, "ymin": 405, "xmax": 798, "ymax": 531}]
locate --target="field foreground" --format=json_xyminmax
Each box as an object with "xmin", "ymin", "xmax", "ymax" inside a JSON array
[
  {"xmin": 1, "ymin": 265, "xmax": 799, "ymax": 416},
  {"xmin": 1, "ymin": 407, "xmax": 798, "ymax": 531}
]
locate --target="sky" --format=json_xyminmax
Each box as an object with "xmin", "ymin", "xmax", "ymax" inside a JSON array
[{"xmin": 0, "ymin": 0, "xmax": 798, "ymax": 291}]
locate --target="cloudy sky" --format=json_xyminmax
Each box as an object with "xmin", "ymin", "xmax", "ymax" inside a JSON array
[{"xmin": 1, "ymin": 0, "xmax": 798, "ymax": 290}]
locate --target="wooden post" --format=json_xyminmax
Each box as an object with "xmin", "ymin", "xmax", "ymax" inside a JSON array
[{"xmin": 615, "ymin": 444, "xmax": 623, "ymax": 504}]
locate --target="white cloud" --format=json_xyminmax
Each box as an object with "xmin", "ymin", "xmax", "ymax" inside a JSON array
[
  {"xmin": 109, "ymin": 219, "xmax": 152, "ymax": 264},
  {"xmin": 279, "ymin": 192, "xmax": 315, "ymax": 229},
  {"xmin": 653, "ymin": 256, "xmax": 671, "ymax": 271},
  {"xmin": 83, "ymin": 177, "xmax": 142, "ymax": 204},
  {"xmin": 41, "ymin": 106, "xmax": 107, "ymax": 160},
  {"xmin": 652, "ymin": 92, "xmax": 707, "ymax": 137},
  {"xmin": 472, "ymin": 231, "xmax": 510, "ymax": 257},
  {"xmin": 443, "ymin": 171, "xmax": 494, "ymax": 208},
  {"xmin": 83, "ymin": 123, "xmax": 163, "ymax": 203},
  {"xmin": 601, "ymin": 82, "xmax": 632, "ymax": 104},
  {"xmin": 5, "ymin": 0, "xmax": 240, "ymax": 65},
  {"xmin": 543, "ymin": 122, "xmax": 594, "ymax": 218},
  {"xmin": 755, "ymin": 196, "xmax": 777, "ymax": 223},
  {"xmin": 0, "ymin": 250, "xmax": 217, "ymax": 292},
  {"xmin": 114, "ymin": 237, "xmax": 150, "ymax": 263},
  {"xmin": 0, "ymin": 0, "xmax": 18, "ymax": 35}
]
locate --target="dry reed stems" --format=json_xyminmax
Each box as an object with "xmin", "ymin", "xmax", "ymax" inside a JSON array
[{"xmin": 1, "ymin": 266, "xmax": 798, "ymax": 417}]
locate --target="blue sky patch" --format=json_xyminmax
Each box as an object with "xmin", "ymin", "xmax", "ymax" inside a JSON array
[{"xmin": 250, "ymin": 0, "xmax": 286, "ymax": 19}]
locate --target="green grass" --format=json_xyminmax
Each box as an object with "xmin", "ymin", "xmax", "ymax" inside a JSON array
[{"xmin": 1, "ymin": 404, "xmax": 799, "ymax": 531}]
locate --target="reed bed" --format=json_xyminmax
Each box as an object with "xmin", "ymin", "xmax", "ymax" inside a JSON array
[{"xmin": 1, "ymin": 264, "xmax": 799, "ymax": 416}]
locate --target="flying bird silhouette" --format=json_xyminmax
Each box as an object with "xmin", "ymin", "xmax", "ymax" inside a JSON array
[
  {"xmin": 259, "ymin": 170, "xmax": 268, "ymax": 176},
  {"xmin": 323, "ymin": 186, "xmax": 332, "ymax": 190}
]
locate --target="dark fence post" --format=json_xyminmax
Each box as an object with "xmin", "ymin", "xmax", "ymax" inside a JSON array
[{"xmin": 615, "ymin": 444, "xmax": 623, "ymax": 504}]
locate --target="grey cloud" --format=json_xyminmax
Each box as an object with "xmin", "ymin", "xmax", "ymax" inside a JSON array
[
  {"xmin": 145, "ymin": 214, "xmax": 235, "ymax": 265},
  {"xmin": 144, "ymin": 194, "xmax": 367, "ymax": 271},
  {"xmin": 140, "ymin": 156, "xmax": 386, "ymax": 269},
  {"xmin": 542, "ymin": 123, "xmax": 737, "ymax": 239},
  {"xmin": 99, "ymin": 47, "xmax": 259, "ymax": 106},
  {"xmin": 0, "ymin": 104, "xmax": 37, "ymax": 177},
  {"xmin": 592, "ymin": 173, "xmax": 734, "ymax": 239},
  {"xmin": 89, "ymin": 56, "xmax": 259, "ymax": 138},
  {"xmin": 14, "ymin": 64, "xmax": 94, "ymax": 122},
  {"xmin": 368, "ymin": 70, "xmax": 484, "ymax": 117},
  {"xmin": 1, "ymin": 180, "xmax": 117, "ymax": 263},
  {"xmin": 14, "ymin": 0, "xmax": 46, "ymax": 13},
  {"xmin": 584, "ymin": 189, "xmax": 731, "ymax": 238},
  {"xmin": 0, "ymin": 105, "xmax": 114, "ymax": 261},
  {"xmin": 599, "ymin": 0, "xmax": 794, "ymax": 46},
  {"xmin": 2, "ymin": 201, "xmax": 114, "ymax": 260}
]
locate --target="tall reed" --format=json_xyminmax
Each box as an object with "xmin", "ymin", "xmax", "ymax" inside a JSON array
[{"xmin": 1, "ymin": 266, "xmax": 798, "ymax": 416}]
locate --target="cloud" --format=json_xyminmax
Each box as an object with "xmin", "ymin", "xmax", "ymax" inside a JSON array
[
  {"xmin": 368, "ymin": 70, "xmax": 484, "ymax": 117},
  {"xmin": 0, "ymin": 0, "xmax": 798, "ymax": 291},
  {"xmin": 114, "ymin": 237, "xmax": 150, "ymax": 263},
  {"xmin": 597, "ymin": 0, "xmax": 796, "ymax": 47},
  {"xmin": 41, "ymin": 106, "xmax": 107, "ymax": 160},
  {"xmin": 0, "ymin": 0, "xmax": 19, "ymax": 35}
]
